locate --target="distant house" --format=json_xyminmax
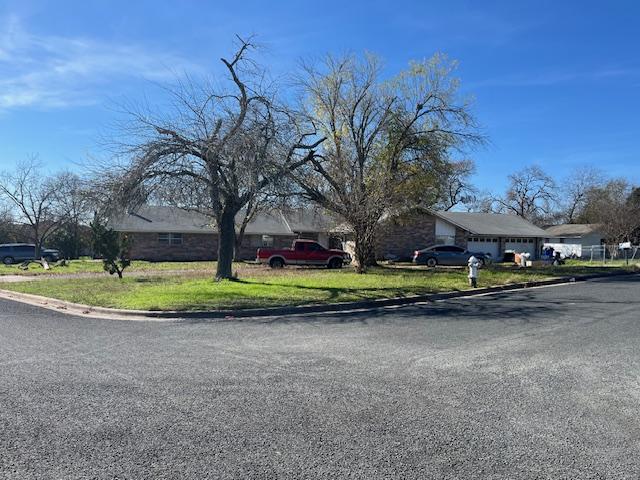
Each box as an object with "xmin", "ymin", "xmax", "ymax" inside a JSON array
[
  {"xmin": 375, "ymin": 209, "xmax": 549, "ymax": 261},
  {"xmin": 109, "ymin": 206, "xmax": 335, "ymax": 261},
  {"xmin": 544, "ymin": 224, "xmax": 605, "ymax": 249}
]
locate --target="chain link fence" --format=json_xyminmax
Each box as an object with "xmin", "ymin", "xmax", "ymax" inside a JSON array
[{"xmin": 583, "ymin": 245, "xmax": 639, "ymax": 263}]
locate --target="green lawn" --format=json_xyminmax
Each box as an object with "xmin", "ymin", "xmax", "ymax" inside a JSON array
[
  {"xmin": 3, "ymin": 257, "xmax": 636, "ymax": 277},
  {"xmin": 0, "ymin": 265, "xmax": 589, "ymax": 311},
  {"xmin": 564, "ymin": 258, "xmax": 640, "ymax": 267},
  {"xmin": 0, "ymin": 259, "xmax": 218, "ymax": 276}
]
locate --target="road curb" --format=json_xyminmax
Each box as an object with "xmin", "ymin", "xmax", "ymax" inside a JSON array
[{"xmin": 0, "ymin": 270, "xmax": 636, "ymax": 321}]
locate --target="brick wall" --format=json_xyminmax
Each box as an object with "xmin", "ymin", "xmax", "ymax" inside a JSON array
[
  {"xmin": 455, "ymin": 227, "xmax": 468, "ymax": 249},
  {"xmin": 127, "ymin": 232, "xmax": 218, "ymax": 261},
  {"xmin": 125, "ymin": 232, "xmax": 298, "ymax": 261},
  {"xmin": 375, "ymin": 211, "xmax": 436, "ymax": 260},
  {"xmin": 235, "ymin": 234, "xmax": 296, "ymax": 260}
]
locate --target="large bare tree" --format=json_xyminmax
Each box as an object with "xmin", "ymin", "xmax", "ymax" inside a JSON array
[
  {"xmin": 578, "ymin": 179, "xmax": 640, "ymax": 244},
  {"xmin": 0, "ymin": 205, "xmax": 17, "ymax": 244},
  {"xmin": 492, "ymin": 165, "xmax": 557, "ymax": 225},
  {"xmin": 51, "ymin": 172, "xmax": 94, "ymax": 258},
  {"xmin": 559, "ymin": 167, "xmax": 603, "ymax": 223},
  {"xmin": 292, "ymin": 54, "xmax": 480, "ymax": 271},
  {"xmin": 0, "ymin": 159, "xmax": 62, "ymax": 257},
  {"xmin": 435, "ymin": 159, "xmax": 477, "ymax": 211},
  {"xmin": 109, "ymin": 38, "xmax": 323, "ymax": 279}
]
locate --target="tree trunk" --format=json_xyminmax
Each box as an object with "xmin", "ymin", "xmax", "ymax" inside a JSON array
[
  {"xmin": 73, "ymin": 221, "xmax": 80, "ymax": 259},
  {"xmin": 353, "ymin": 222, "xmax": 377, "ymax": 273},
  {"xmin": 233, "ymin": 223, "xmax": 248, "ymax": 261},
  {"xmin": 216, "ymin": 208, "xmax": 237, "ymax": 280},
  {"xmin": 34, "ymin": 239, "xmax": 41, "ymax": 259}
]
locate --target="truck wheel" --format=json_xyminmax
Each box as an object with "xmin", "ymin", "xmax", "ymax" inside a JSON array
[
  {"xmin": 328, "ymin": 258, "xmax": 343, "ymax": 269},
  {"xmin": 2, "ymin": 256, "xmax": 14, "ymax": 265},
  {"xmin": 426, "ymin": 257, "xmax": 437, "ymax": 268},
  {"xmin": 269, "ymin": 258, "xmax": 284, "ymax": 269}
]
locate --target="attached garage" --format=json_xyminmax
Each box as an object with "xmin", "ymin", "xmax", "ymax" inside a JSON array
[
  {"xmin": 467, "ymin": 237, "xmax": 500, "ymax": 258},
  {"xmin": 433, "ymin": 211, "xmax": 549, "ymax": 261},
  {"xmin": 505, "ymin": 238, "xmax": 538, "ymax": 257}
]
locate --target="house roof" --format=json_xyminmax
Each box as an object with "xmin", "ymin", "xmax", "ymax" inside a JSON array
[
  {"xmin": 280, "ymin": 208, "xmax": 333, "ymax": 233},
  {"xmin": 433, "ymin": 211, "xmax": 549, "ymax": 237},
  {"xmin": 544, "ymin": 223, "xmax": 601, "ymax": 237},
  {"xmin": 109, "ymin": 205, "xmax": 333, "ymax": 235}
]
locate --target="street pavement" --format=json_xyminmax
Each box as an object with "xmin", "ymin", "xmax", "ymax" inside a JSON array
[{"xmin": 1, "ymin": 275, "xmax": 639, "ymax": 479}]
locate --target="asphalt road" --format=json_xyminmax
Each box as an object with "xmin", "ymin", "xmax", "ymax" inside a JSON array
[{"xmin": 1, "ymin": 275, "xmax": 639, "ymax": 479}]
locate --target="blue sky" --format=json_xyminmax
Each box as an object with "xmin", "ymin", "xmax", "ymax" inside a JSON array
[{"xmin": 1, "ymin": 0, "xmax": 638, "ymax": 193}]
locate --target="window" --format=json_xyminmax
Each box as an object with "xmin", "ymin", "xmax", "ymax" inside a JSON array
[
  {"xmin": 15, "ymin": 245, "xmax": 35, "ymax": 254},
  {"xmin": 295, "ymin": 242, "xmax": 306, "ymax": 251},
  {"xmin": 261, "ymin": 235, "xmax": 274, "ymax": 247},
  {"xmin": 436, "ymin": 235, "xmax": 455, "ymax": 245},
  {"xmin": 158, "ymin": 233, "xmax": 183, "ymax": 245},
  {"xmin": 308, "ymin": 242, "xmax": 324, "ymax": 252},
  {"xmin": 437, "ymin": 246, "xmax": 464, "ymax": 252}
]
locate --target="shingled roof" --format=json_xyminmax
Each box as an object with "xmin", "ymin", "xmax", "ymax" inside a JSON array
[
  {"xmin": 544, "ymin": 223, "xmax": 601, "ymax": 237},
  {"xmin": 434, "ymin": 211, "xmax": 549, "ymax": 237},
  {"xmin": 109, "ymin": 205, "xmax": 333, "ymax": 235}
]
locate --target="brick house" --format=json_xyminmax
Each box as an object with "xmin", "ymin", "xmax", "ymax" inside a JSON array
[
  {"xmin": 372, "ymin": 208, "xmax": 549, "ymax": 261},
  {"xmin": 111, "ymin": 205, "xmax": 549, "ymax": 262},
  {"xmin": 109, "ymin": 206, "xmax": 334, "ymax": 261}
]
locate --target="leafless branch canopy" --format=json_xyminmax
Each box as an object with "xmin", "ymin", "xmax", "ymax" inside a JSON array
[
  {"xmin": 491, "ymin": 165, "xmax": 557, "ymax": 224},
  {"xmin": 104, "ymin": 37, "xmax": 325, "ymax": 278}
]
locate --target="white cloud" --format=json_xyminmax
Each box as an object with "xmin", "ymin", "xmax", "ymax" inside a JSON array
[{"xmin": 0, "ymin": 15, "xmax": 202, "ymax": 110}]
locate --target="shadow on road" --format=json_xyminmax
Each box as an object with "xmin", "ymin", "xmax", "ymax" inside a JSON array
[{"xmin": 175, "ymin": 273, "xmax": 640, "ymax": 327}]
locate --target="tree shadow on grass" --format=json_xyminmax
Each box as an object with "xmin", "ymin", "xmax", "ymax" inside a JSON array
[
  {"xmin": 259, "ymin": 273, "xmax": 640, "ymax": 326},
  {"xmin": 231, "ymin": 277, "xmax": 454, "ymax": 302},
  {"xmin": 177, "ymin": 288, "xmax": 562, "ymax": 327},
  {"xmin": 178, "ymin": 271, "xmax": 640, "ymax": 324}
]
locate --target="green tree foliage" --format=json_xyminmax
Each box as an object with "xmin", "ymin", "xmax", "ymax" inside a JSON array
[
  {"xmin": 90, "ymin": 219, "xmax": 131, "ymax": 279},
  {"xmin": 578, "ymin": 180, "xmax": 640, "ymax": 244},
  {"xmin": 294, "ymin": 54, "xmax": 481, "ymax": 271}
]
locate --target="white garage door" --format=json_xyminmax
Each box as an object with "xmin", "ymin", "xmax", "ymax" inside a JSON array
[
  {"xmin": 505, "ymin": 238, "xmax": 537, "ymax": 256},
  {"xmin": 467, "ymin": 237, "xmax": 500, "ymax": 259}
]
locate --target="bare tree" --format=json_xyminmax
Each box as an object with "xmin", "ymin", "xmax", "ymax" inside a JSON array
[
  {"xmin": 559, "ymin": 167, "xmax": 603, "ymax": 223},
  {"xmin": 0, "ymin": 205, "xmax": 17, "ymax": 244},
  {"xmin": 51, "ymin": 172, "xmax": 93, "ymax": 258},
  {"xmin": 0, "ymin": 159, "xmax": 62, "ymax": 257},
  {"xmin": 578, "ymin": 180, "xmax": 640, "ymax": 244},
  {"xmin": 492, "ymin": 165, "xmax": 556, "ymax": 224},
  {"xmin": 293, "ymin": 54, "xmax": 480, "ymax": 271},
  {"xmin": 466, "ymin": 192, "xmax": 494, "ymax": 213},
  {"xmin": 436, "ymin": 159, "xmax": 477, "ymax": 211},
  {"xmin": 108, "ymin": 37, "xmax": 323, "ymax": 279}
]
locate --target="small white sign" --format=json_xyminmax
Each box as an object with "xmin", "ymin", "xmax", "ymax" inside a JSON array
[{"xmin": 619, "ymin": 242, "xmax": 632, "ymax": 249}]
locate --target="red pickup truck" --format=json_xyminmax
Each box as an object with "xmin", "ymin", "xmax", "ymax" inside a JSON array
[{"xmin": 257, "ymin": 239, "xmax": 351, "ymax": 269}]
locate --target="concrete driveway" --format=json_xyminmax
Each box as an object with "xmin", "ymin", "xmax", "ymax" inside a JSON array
[{"xmin": 1, "ymin": 275, "xmax": 639, "ymax": 479}]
